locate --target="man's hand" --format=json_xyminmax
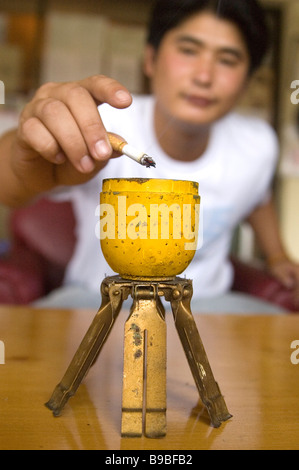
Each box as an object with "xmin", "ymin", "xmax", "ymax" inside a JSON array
[
  {"xmin": 12, "ymin": 75, "xmax": 132, "ymax": 192},
  {"xmin": 247, "ymin": 198, "xmax": 299, "ymax": 309},
  {"xmin": 267, "ymin": 257, "xmax": 299, "ymax": 308}
]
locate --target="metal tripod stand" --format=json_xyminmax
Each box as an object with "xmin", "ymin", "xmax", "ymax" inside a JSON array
[{"xmin": 45, "ymin": 275, "xmax": 231, "ymax": 438}]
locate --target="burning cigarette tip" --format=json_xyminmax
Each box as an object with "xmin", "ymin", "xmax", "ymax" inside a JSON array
[
  {"xmin": 142, "ymin": 155, "xmax": 156, "ymax": 168},
  {"xmin": 107, "ymin": 132, "xmax": 156, "ymax": 168}
]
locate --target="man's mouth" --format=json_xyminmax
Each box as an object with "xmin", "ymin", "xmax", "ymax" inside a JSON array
[{"xmin": 184, "ymin": 94, "xmax": 216, "ymax": 108}]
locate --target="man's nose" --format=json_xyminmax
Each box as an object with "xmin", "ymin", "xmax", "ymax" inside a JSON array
[{"xmin": 193, "ymin": 55, "xmax": 214, "ymax": 86}]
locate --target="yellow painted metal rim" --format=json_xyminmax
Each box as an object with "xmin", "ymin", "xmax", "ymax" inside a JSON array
[{"xmin": 102, "ymin": 178, "xmax": 199, "ymax": 195}]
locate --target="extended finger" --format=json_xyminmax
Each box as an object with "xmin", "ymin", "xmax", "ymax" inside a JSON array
[
  {"xmin": 38, "ymin": 75, "xmax": 132, "ymax": 110},
  {"xmin": 32, "ymin": 98, "xmax": 97, "ymax": 173},
  {"xmin": 34, "ymin": 76, "xmax": 132, "ymax": 163},
  {"xmin": 77, "ymin": 75, "xmax": 133, "ymax": 108},
  {"xmin": 19, "ymin": 116, "xmax": 66, "ymax": 164},
  {"xmin": 52, "ymin": 83, "xmax": 113, "ymax": 162}
]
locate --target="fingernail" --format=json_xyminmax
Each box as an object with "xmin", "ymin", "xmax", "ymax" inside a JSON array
[
  {"xmin": 55, "ymin": 152, "xmax": 66, "ymax": 164},
  {"xmin": 95, "ymin": 139, "xmax": 112, "ymax": 159},
  {"xmin": 80, "ymin": 155, "xmax": 95, "ymax": 173},
  {"xmin": 115, "ymin": 90, "xmax": 131, "ymax": 103}
]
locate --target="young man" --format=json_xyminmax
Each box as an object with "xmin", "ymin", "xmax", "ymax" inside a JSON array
[{"xmin": 0, "ymin": 0, "xmax": 298, "ymax": 311}]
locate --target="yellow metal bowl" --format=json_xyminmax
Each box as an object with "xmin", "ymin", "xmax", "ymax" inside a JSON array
[{"xmin": 99, "ymin": 178, "xmax": 200, "ymax": 280}]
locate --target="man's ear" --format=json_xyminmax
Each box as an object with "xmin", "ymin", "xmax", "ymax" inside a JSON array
[{"xmin": 143, "ymin": 44, "xmax": 157, "ymax": 79}]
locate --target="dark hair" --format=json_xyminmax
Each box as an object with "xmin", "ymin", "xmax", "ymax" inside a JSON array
[{"xmin": 147, "ymin": 0, "xmax": 269, "ymax": 74}]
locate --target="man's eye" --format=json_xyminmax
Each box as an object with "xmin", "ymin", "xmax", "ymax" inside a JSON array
[
  {"xmin": 179, "ymin": 47, "xmax": 197, "ymax": 56},
  {"xmin": 219, "ymin": 57, "xmax": 238, "ymax": 66}
]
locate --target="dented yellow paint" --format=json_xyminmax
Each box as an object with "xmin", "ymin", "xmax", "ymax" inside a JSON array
[{"xmin": 100, "ymin": 178, "xmax": 200, "ymax": 279}]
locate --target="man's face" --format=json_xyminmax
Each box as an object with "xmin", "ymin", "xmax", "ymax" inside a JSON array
[{"xmin": 145, "ymin": 12, "xmax": 251, "ymax": 128}]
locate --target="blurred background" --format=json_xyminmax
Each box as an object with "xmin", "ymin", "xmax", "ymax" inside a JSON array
[{"xmin": 0, "ymin": 0, "xmax": 298, "ymax": 264}]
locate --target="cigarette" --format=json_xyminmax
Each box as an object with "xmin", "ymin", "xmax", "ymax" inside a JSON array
[{"xmin": 107, "ymin": 133, "xmax": 156, "ymax": 168}]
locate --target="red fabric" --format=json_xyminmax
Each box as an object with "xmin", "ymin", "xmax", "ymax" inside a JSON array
[
  {"xmin": 231, "ymin": 257, "xmax": 297, "ymax": 312},
  {"xmin": 0, "ymin": 199, "xmax": 76, "ymax": 304},
  {"xmin": 0, "ymin": 247, "xmax": 45, "ymax": 304},
  {"xmin": 10, "ymin": 199, "xmax": 76, "ymax": 266}
]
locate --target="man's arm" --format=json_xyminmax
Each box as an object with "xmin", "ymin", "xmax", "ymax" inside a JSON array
[
  {"xmin": 247, "ymin": 198, "xmax": 287, "ymax": 264},
  {"xmin": 247, "ymin": 197, "xmax": 299, "ymax": 305},
  {"xmin": 0, "ymin": 75, "xmax": 132, "ymax": 208}
]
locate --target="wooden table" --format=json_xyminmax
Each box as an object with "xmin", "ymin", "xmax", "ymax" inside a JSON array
[{"xmin": 0, "ymin": 306, "xmax": 299, "ymax": 450}]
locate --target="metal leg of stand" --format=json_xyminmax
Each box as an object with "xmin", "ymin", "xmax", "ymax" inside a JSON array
[
  {"xmin": 121, "ymin": 285, "xmax": 167, "ymax": 438},
  {"xmin": 46, "ymin": 275, "xmax": 231, "ymax": 436},
  {"xmin": 169, "ymin": 280, "xmax": 232, "ymax": 428},
  {"xmin": 45, "ymin": 279, "xmax": 123, "ymax": 416}
]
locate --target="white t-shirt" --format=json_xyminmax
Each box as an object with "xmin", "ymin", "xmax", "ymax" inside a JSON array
[{"xmin": 53, "ymin": 95, "xmax": 278, "ymax": 301}]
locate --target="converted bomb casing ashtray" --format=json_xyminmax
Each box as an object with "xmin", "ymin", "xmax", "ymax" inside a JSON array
[{"xmin": 46, "ymin": 178, "xmax": 231, "ymax": 438}]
